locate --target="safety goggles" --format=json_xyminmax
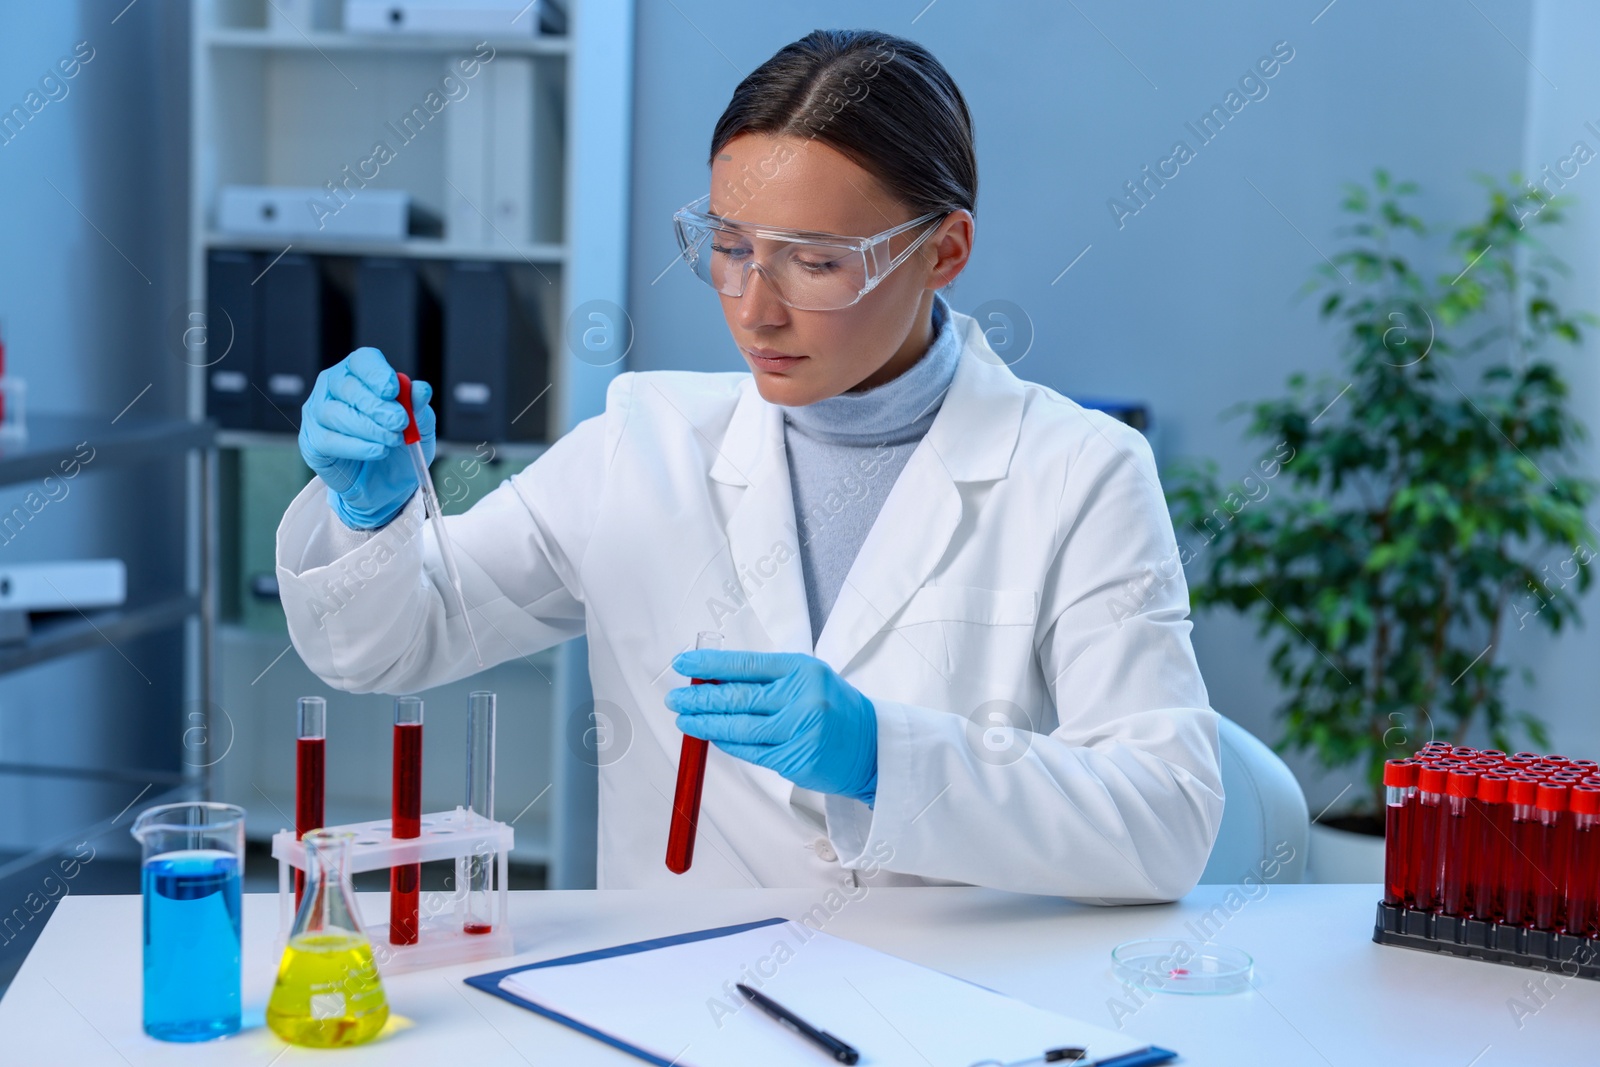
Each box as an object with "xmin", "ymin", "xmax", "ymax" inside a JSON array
[{"xmin": 672, "ymin": 194, "xmax": 946, "ymax": 311}]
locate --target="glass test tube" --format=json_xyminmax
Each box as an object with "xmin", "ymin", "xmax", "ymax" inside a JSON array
[
  {"xmin": 464, "ymin": 690, "xmax": 496, "ymax": 935},
  {"xmin": 390, "ymin": 696, "xmax": 423, "ymax": 945},
  {"xmin": 1503, "ymin": 777, "xmax": 1540, "ymax": 927},
  {"xmin": 1440, "ymin": 769, "xmax": 1480, "ymax": 917},
  {"xmin": 1383, "ymin": 759, "xmax": 1416, "ymax": 907},
  {"xmin": 1567, "ymin": 786, "xmax": 1600, "ymax": 938},
  {"xmin": 1472, "ymin": 773, "xmax": 1510, "ymax": 923},
  {"xmin": 666, "ymin": 631, "xmax": 722, "ymax": 875},
  {"xmin": 1531, "ymin": 782, "xmax": 1570, "ymax": 932},
  {"xmin": 1411, "ymin": 766, "xmax": 1448, "ymax": 912},
  {"xmin": 294, "ymin": 697, "xmax": 327, "ymax": 909}
]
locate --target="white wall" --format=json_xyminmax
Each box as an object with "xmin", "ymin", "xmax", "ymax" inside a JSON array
[{"xmin": 1510, "ymin": 1, "xmax": 1600, "ymax": 760}]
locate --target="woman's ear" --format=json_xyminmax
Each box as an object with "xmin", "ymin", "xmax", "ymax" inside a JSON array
[{"xmin": 929, "ymin": 208, "xmax": 974, "ymax": 290}]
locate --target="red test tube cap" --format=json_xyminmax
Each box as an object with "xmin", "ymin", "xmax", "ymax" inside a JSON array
[
  {"xmin": 1536, "ymin": 782, "xmax": 1569, "ymax": 812},
  {"xmin": 1446, "ymin": 769, "xmax": 1479, "ymax": 798},
  {"xmin": 1418, "ymin": 766, "xmax": 1449, "ymax": 794},
  {"xmin": 1477, "ymin": 774, "xmax": 1509, "ymax": 804},
  {"xmin": 1384, "ymin": 759, "xmax": 1418, "ymax": 787},
  {"xmin": 1571, "ymin": 786, "xmax": 1600, "ymax": 816},
  {"xmin": 1508, "ymin": 778, "xmax": 1541, "ymax": 806}
]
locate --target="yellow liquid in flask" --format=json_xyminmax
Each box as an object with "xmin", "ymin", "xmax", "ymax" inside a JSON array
[{"xmin": 266, "ymin": 932, "xmax": 389, "ymax": 1047}]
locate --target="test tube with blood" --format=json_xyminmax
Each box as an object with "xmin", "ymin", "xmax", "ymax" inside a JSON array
[
  {"xmin": 1382, "ymin": 759, "xmax": 1417, "ymax": 908},
  {"xmin": 390, "ymin": 695, "xmax": 423, "ymax": 945},
  {"xmin": 294, "ymin": 697, "xmax": 326, "ymax": 908},
  {"xmin": 1411, "ymin": 766, "xmax": 1449, "ymax": 912},
  {"xmin": 1440, "ymin": 769, "xmax": 1480, "ymax": 917},
  {"xmin": 1565, "ymin": 785, "xmax": 1600, "ymax": 937},
  {"xmin": 1502, "ymin": 777, "xmax": 1541, "ymax": 927},
  {"xmin": 1471, "ymin": 773, "xmax": 1510, "ymax": 923},
  {"xmin": 666, "ymin": 631, "xmax": 722, "ymax": 875},
  {"xmin": 1530, "ymin": 782, "xmax": 1571, "ymax": 932}
]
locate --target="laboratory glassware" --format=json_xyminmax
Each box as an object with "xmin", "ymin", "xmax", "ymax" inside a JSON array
[
  {"xmin": 295, "ymin": 696, "xmax": 326, "ymax": 907},
  {"xmin": 667, "ymin": 630, "xmax": 722, "ymax": 874},
  {"xmin": 266, "ymin": 830, "xmax": 390, "ymax": 1047},
  {"xmin": 395, "ymin": 372, "xmax": 483, "ymax": 666},
  {"xmin": 391, "ymin": 695, "xmax": 422, "ymax": 944},
  {"xmin": 464, "ymin": 690, "xmax": 496, "ymax": 934},
  {"xmin": 130, "ymin": 801, "xmax": 245, "ymax": 1042}
]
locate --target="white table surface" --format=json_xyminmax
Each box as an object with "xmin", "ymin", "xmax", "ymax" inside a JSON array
[{"xmin": 0, "ymin": 884, "xmax": 1592, "ymax": 1064}]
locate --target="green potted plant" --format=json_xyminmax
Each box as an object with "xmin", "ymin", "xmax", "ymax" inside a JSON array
[{"xmin": 1166, "ymin": 170, "xmax": 1597, "ymax": 875}]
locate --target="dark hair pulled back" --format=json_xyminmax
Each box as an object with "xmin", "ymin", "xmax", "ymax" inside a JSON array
[{"xmin": 708, "ymin": 29, "xmax": 977, "ymax": 220}]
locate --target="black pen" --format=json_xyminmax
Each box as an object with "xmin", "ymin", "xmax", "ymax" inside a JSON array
[{"xmin": 736, "ymin": 982, "xmax": 860, "ymax": 1065}]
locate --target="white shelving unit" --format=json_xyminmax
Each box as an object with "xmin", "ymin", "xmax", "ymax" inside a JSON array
[{"xmin": 186, "ymin": 0, "xmax": 633, "ymax": 888}]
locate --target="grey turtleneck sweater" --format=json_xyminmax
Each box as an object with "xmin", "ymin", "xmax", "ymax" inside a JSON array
[{"xmin": 780, "ymin": 292, "xmax": 962, "ymax": 646}]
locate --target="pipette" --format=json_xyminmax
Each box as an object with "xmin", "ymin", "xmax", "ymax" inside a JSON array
[{"xmin": 395, "ymin": 373, "xmax": 484, "ymax": 666}]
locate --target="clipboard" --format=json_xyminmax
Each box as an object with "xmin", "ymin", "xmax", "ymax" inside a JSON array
[{"xmin": 464, "ymin": 916, "xmax": 1178, "ymax": 1067}]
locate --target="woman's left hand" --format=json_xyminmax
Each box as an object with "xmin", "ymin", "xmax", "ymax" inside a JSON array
[{"xmin": 666, "ymin": 650, "xmax": 878, "ymax": 806}]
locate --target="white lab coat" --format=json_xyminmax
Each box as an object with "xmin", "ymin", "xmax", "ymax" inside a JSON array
[{"xmin": 275, "ymin": 306, "xmax": 1224, "ymax": 902}]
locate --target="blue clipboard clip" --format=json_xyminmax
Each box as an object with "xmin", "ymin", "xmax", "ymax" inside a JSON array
[{"xmin": 969, "ymin": 1045, "xmax": 1177, "ymax": 1067}]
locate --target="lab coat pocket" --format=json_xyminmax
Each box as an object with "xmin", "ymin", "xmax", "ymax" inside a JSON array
[{"xmin": 888, "ymin": 586, "xmax": 1038, "ymax": 692}]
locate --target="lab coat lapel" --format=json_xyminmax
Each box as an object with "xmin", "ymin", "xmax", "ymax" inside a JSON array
[
  {"xmin": 709, "ymin": 380, "xmax": 814, "ymax": 656},
  {"xmin": 812, "ymin": 311, "xmax": 1025, "ymax": 676}
]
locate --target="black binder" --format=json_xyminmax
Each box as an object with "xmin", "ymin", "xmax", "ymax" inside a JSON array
[
  {"xmin": 256, "ymin": 253, "xmax": 350, "ymax": 433},
  {"xmin": 443, "ymin": 261, "xmax": 547, "ymax": 442},
  {"xmin": 204, "ymin": 251, "xmax": 260, "ymax": 430},
  {"xmin": 354, "ymin": 257, "xmax": 441, "ymax": 385}
]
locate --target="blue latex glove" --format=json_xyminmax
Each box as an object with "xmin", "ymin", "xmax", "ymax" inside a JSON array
[
  {"xmin": 666, "ymin": 650, "xmax": 878, "ymax": 806},
  {"xmin": 299, "ymin": 347, "xmax": 436, "ymax": 529}
]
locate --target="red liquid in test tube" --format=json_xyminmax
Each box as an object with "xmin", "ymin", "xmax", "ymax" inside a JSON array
[
  {"xmin": 1472, "ymin": 773, "xmax": 1510, "ymax": 923},
  {"xmin": 294, "ymin": 697, "xmax": 326, "ymax": 909},
  {"xmin": 391, "ymin": 696, "xmax": 423, "ymax": 945},
  {"xmin": 1440, "ymin": 769, "xmax": 1480, "ymax": 917},
  {"xmin": 666, "ymin": 631, "xmax": 722, "ymax": 875},
  {"xmin": 1412, "ymin": 766, "xmax": 1448, "ymax": 911},
  {"xmin": 1383, "ymin": 759, "xmax": 1417, "ymax": 907},
  {"xmin": 1531, "ymin": 782, "xmax": 1570, "ymax": 932},
  {"xmin": 1503, "ymin": 777, "xmax": 1541, "ymax": 927},
  {"xmin": 1567, "ymin": 786, "xmax": 1600, "ymax": 938}
]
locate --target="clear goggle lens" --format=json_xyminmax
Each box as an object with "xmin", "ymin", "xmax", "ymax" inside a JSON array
[{"xmin": 675, "ymin": 220, "xmax": 873, "ymax": 311}]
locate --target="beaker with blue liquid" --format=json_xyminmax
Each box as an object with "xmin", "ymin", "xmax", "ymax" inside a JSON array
[{"xmin": 130, "ymin": 801, "xmax": 245, "ymax": 1042}]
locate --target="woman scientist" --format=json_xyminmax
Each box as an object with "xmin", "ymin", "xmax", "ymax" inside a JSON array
[{"xmin": 276, "ymin": 29, "xmax": 1224, "ymax": 901}]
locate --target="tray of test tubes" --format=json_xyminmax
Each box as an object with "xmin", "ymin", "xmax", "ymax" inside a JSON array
[
  {"xmin": 272, "ymin": 807, "xmax": 514, "ymax": 975},
  {"xmin": 1372, "ymin": 742, "xmax": 1600, "ymax": 980}
]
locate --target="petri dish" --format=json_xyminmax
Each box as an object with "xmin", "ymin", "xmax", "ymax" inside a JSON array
[{"xmin": 1111, "ymin": 938, "xmax": 1253, "ymax": 995}]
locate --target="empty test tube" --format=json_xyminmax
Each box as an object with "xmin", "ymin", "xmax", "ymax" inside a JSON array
[{"xmin": 464, "ymin": 691, "xmax": 496, "ymax": 935}]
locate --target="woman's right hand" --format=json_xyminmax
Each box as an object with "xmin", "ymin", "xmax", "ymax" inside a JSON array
[{"xmin": 299, "ymin": 347, "xmax": 437, "ymax": 529}]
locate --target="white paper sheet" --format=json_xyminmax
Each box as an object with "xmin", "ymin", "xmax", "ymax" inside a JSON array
[{"xmin": 500, "ymin": 919, "xmax": 1151, "ymax": 1067}]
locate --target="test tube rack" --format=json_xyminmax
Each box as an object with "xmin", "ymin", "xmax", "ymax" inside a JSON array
[
  {"xmin": 1373, "ymin": 902, "xmax": 1600, "ymax": 979},
  {"xmin": 1371, "ymin": 742, "xmax": 1600, "ymax": 982},
  {"xmin": 272, "ymin": 806, "xmax": 514, "ymax": 975}
]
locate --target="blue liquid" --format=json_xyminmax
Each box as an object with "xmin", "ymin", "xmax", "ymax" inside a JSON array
[{"xmin": 141, "ymin": 850, "xmax": 241, "ymax": 1042}]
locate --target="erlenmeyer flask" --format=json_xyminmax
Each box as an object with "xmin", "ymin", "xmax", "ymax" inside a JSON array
[{"xmin": 266, "ymin": 830, "xmax": 390, "ymax": 1047}]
